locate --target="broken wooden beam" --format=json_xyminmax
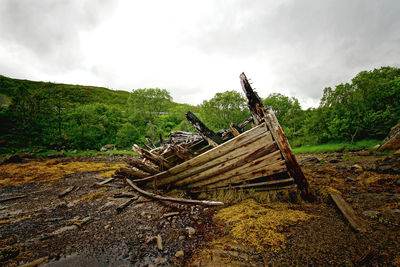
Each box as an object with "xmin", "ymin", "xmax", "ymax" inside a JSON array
[
  {"xmin": 126, "ymin": 179, "xmax": 224, "ymax": 206},
  {"xmin": 123, "ymin": 157, "xmax": 160, "ymax": 175},
  {"xmin": 132, "ymin": 144, "xmax": 173, "ymax": 169},
  {"xmin": 229, "ymin": 123, "xmax": 241, "ymax": 136},
  {"xmin": 240, "ymin": 73, "xmax": 264, "ymax": 125},
  {"xmin": 96, "ymin": 177, "xmax": 114, "ymax": 186},
  {"xmin": 330, "ymin": 192, "xmax": 369, "ymax": 233},
  {"xmin": 186, "ymin": 111, "xmax": 223, "ymax": 147}
]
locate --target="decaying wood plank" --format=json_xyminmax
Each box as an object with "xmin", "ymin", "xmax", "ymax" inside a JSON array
[
  {"xmin": 132, "ymin": 123, "xmax": 268, "ymax": 184},
  {"xmin": 155, "ymin": 131, "xmax": 273, "ymax": 187},
  {"xmin": 58, "ymin": 186, "xmax": 76, "ymax": 198},
  {"xmin": 191, "ymin": 178, "xmax": 294, "ymax": 192},
  {"xmin": 240, "ymin": 73, "xmax": 264, "ymax": 125},
  {"xmin": 126, "ymin": 179, "xmax": 224, "ymax": 206},
  {"xmin": 175, "ymin": 141, "xmax": 278, "ymax": 187},
  {"xmin": 19, "ymin": 256, "xmax": 48, "ymax": 267},
  {"xmin": 116, "ymin": 167, "xmax": 149, "ymax": 179},
  {"xmin": 141, "ymin": 141, "xmax": 153, "ymax": 151},
  {"xmin": 146, "ymin": 137, "xmax": 156, "ymax": 149},
  {"xmin": 229, "ymin": 123, "xmax": 241, "ymax": 136},
  {"xmin": 237, "ymin": 116, "xmax": 253, "ymax": 129},
  {"xmin": 96, "ymin": 177, "xmax": 114, "ymax": 186},
  {"xmin": 133, "ymin": 144, "xmax": 173, "ymax": 169},
  {"xmin": 186, "ymin": 111, "xmax": 223, "ymax": 147},
  {"xmin": 0, "ymin": 194, "xmax": 27, "ymax": 203},
  {"xmin": 330, "ymin": 192, "xmax": 368, "ymax": 233},
  {"xmin": 263, "ymin": 109, "xmax": 309, "ymax": 193},
  {"xmin": 116, "ymin": 196, "xmax": 139, "ymax": 212},
  {"xmin": 188, "ymin": 149, "xmax": 282, "ymax": 188},
  {"xmin": 123, "ymin": 157, "xmax": 160, "ymax": 175},
  {"xmin": 199, "ymin": 158, "xmax": 287, "ymax": 189}
]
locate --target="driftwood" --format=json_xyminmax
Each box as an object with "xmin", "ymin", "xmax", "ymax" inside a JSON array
[
  {"xmin": 58, "ymin": 186, "xmax": 76, "ymax": 198},
  {"xmin": 330, "ymin": 192, "xmax": 368, "ymax": 233},
  {"xmin": 0, "ymin": 194, "xmax": 27, "ymax": 203},
  {"xmin": 116, "ymin": 196, "xmax": 138, "ymax": 212},
  {"xmin": 96, "ymin": 177, "xmax": 115, "ymax": 186},
  {"xmin": 126, "ymin": 179, "xmax": 224, "ymax": 206}
]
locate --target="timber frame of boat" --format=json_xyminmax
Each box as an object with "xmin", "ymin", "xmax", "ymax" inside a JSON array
[{"xmin": 115, "ymin": 73, "xmax": 312, "ymax": 202}]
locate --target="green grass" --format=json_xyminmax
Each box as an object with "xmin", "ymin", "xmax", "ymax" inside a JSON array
[
  {"xmin": 1, "ymin": 149, "xmax": 137, "ymax": 158},
  {"xmin": 292, "ymin": 139, "xmax": 382, "ymax": 154}
]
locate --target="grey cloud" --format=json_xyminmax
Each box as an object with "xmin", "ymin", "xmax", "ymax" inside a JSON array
[
  {"xmin": 0, "ymin": 0, "xmax": 118, "ymax": 73},
  {"xmin": 190, "ymin": 0, "xmax": 400, "ymax": 102}
]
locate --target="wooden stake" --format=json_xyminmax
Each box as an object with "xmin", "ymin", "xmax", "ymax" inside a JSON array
[{"xmin": 186, "ymin": 111, "xmax": 223, "ymax": 147}]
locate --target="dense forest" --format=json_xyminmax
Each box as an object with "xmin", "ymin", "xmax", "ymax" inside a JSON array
[{"xmin": 0, "ymin": 66, "xmax": 399, "ymax": 154}]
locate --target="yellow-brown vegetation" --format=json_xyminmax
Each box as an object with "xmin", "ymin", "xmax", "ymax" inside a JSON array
[
  {"xmin": 215, "ymin": 199, "xmax": 312, "ymax": 252},
  {"xmin": 0, "ymin": 159, "xmax": 125, "ymax": 187}
]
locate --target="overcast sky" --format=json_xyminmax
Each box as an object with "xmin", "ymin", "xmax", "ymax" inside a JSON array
[{"xmin": 1, "ymin": 0, "xmax": 399, "ymax": 108}]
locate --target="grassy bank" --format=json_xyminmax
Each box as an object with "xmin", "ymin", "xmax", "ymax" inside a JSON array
[
  {"xmin": 1, "ymin": 149, "xmax": 137, "ymax": 158},
  {"xmin": 292, "ymin": 139, "xmax": 382, "ymax": 154}
]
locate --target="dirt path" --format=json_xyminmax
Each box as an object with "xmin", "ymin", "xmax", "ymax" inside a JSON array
[{"xmin": 0, "ymin": 152, "xmax": 399, "ymax": 266}]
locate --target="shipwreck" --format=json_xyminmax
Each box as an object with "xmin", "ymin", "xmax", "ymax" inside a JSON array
[{"xmin": 115, "ymin": 73, "xmax": 311, "ymax": 204}]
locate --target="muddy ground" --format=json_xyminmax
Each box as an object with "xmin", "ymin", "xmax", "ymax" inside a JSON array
[{"xmin": 0, "ymin": 151, "xmax": 399, "ymax": 266}]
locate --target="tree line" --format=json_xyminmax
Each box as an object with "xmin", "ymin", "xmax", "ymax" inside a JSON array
[{"xmin": 0, "ymin": 66, "xmax": 399, "ymax": 153}]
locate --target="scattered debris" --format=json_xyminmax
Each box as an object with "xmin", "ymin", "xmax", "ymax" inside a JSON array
[
  {"xmin": 116, "ymin": 196, "xmax": 138, "ymax": 213},
  {"xmin": 156, "ymin": 234, "xmax": 163, "ymax": 250},
  {"xmin": 58, "ymin": 186, "xmax": 76, "ymax": 198},
  {"xmin": 0, "ymin": 194, "xmax": 27, "ymax": 203},
  {"xmin": 330, "ymin": 192, "xmax": 369, "ymax": 232},
  {"xmin": 100, "ymin": 144, "xmax": 116, "ymax": 152}
]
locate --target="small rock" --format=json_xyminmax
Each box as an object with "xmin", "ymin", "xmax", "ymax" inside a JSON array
[
  {"xmin": 362, "ymin": 210, "xmax": 380, "ymax": 220},
  {"xmin": 358, "ymin": 150, "xmax": 372, "ymax": 156},
  {"xmin": 329, "ymin": 159, "xmax": 339, "ymax": 163},
  {"xmin": 396, "ymin": 178, "xmax": 400, "ymax": 186},
  {"xmin": 373, "ymin": 144, "xmax": 381, "ymax": 151},
  {"xmin": 104, "ymin": 224, "xmax": 111, "ymax": 230},
  {"xmin": 351, "ymin": 164, "xmax": 363, "ymax": 172},
  {"xmin": 154, "ymin": 257, "xmax": 167, "ymax": 264},
  {"xmin": 178, "ymin": 235, "xmax": 185, "ymax": 241},
  {"xmin": 300, "ymin": 157, "xmax": 320, "ymax": 164},
  {"xmin": 175, "ymin": 250, "xmax": 184, "ymax": 258},
  {"xmin": 186, "ymin": 227, "xmax": 196, "ymax": 237}
]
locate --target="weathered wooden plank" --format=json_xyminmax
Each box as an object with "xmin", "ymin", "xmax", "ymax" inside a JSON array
[
  {"xmin": 263, "ymin": 108, "xmax": 309, "ymax": 193},
  {"xmin": 229, "ymin": 123, "xmax": 241, "ymax": 136},
  {"xmin": 330, "ymin": 193, "xmax": 369, "ymax": 233},
  {"xmin": 199, "ymin": 159, "xmax": 287, "ymax": 189},
  {"xmin": 240, "ymin": 73, "xmax": 264, "ymax": 125},
  {"xmin": 133, "ymin": 144, "xmax": 173, "ymax": 169},
  {"xmin": 155, "ymin": 131, "xmax": 273, "ymax": 187},
  {"xmin": 191, "ymin": 178, "xmax": 293, "ymax": 192},
  {"xmin": 116, "ymin": 167, "xmax": 149, "ymax": 179},
  {"xmin": 126, "ymin": 179, "xmax": 224, "ymax": 206},
  {"xmin": 175, "ymin": 141, "xmax": 278, "ymax": 187},
  {"xmin": 123, "ymin": 157, "xmax": 160, "ymax": 175},
  {"xmin": 131, "ymin": 123, "xmax": 268, "ymax": 184},
  {"xmin": 238, "ymin": 116, "xmax": 253, "ymax": 129},
  {"xmin": 186, "ymin": 111, "xmax": 223, "ymax": 147},
  {"xmin": 188, "ymin": 150, "xmax": 282, "ymax": 188}
]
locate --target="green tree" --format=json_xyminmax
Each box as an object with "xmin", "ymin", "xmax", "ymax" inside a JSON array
[{"xmin": 199, "ymin": 91, "xmax": 249, "ymax": 130}]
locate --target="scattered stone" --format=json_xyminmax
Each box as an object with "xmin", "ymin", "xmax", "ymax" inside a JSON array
[
  {"xmin": 178, "ymin": 235, "xmax": 185, "ymax": 241},
  {"xmin": 186, "ymin": 227, "xmax": 196, "ymax": 237},
  {"xmin": 300, "ymin": 157, "xmax": 320, "ymax": 164},
  {"xmin": 357, "ymin": 151, "xmax": 372, "ymax": 156},
  {"xmin": 329, "ymin": 159, "xmax": 339, "ymax": 163},
  {"xmin": 154, "ymin": 257, "xmax": 167, "ymax": 265},
  {"xmin": 362, "ymin": 210, "xmax": 380, "ymax": 220},
  {"xmin": 104, "ymin": 224, "xmax": 111, "ymax": 230},
  {"xmin": 100, "ymin": 144, "xmax": 116, "ymax": 152},
  {"xmin": 175, "ymin": 250, "xmax": 184, "ymax": 258}
]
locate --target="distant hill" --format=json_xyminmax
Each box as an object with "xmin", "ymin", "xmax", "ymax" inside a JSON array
[{"xmin": 0, "ymin": 75, "xmax": 131, "ymax": 107}]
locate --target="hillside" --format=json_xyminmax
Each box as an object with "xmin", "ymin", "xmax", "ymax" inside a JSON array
[{"xmin": 0, "ymin": 75, "xmax": 130, "ymax": 107}]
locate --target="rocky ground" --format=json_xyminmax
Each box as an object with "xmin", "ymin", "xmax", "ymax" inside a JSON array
[{"xmin": 0, "ymin": 151, "xmax": 399, "ymax": 266}]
